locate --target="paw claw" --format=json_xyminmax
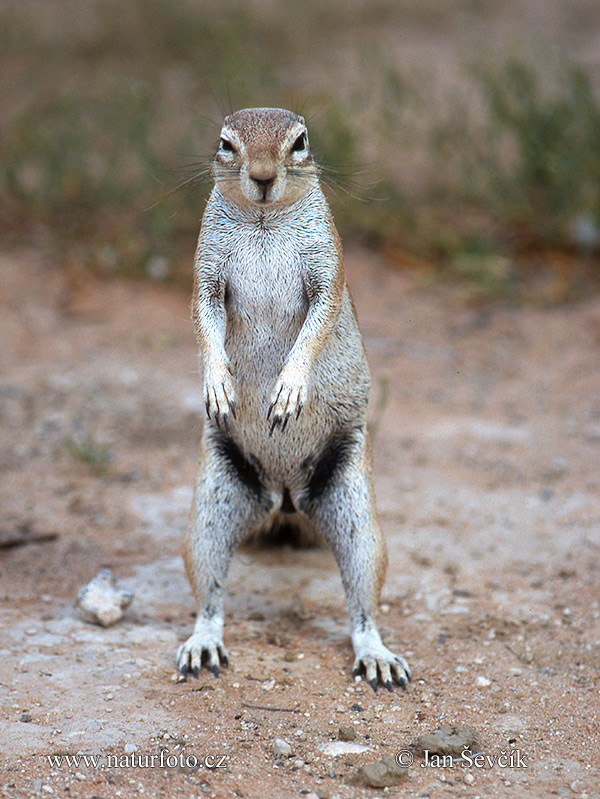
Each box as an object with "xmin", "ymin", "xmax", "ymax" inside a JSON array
[
  {"xmin": 269, "ymin": 415, "xmax": 280, "ymax": 436},
  {"xmin": 268, "ymin": 369, "xmax": 307, "ymax": 433},
  {"xmin": 204, "ymin": 363, "xmax": 236, "ymax": 429}
]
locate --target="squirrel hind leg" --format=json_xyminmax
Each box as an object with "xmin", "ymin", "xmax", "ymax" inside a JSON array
[
  {"xmin": 179, "ymin": 438, "xmax": 268, "ymax": 678},
  {"xmin": 302, "ymin": 427, "xmax": 411, "ymax": 691}
]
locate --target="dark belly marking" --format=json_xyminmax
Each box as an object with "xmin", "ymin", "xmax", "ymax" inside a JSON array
[
  {"xmin": 305, "ymin": 428, "xmax": 356, "ymax": 504},
  {"xmin": 213, "ymin": 432, "xmax": 264, "ymax": 501}
]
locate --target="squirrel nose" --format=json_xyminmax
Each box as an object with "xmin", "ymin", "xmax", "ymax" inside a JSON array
[{"xmin": 249, "ymin": 170, "xmax": 276, "ymax": 189}]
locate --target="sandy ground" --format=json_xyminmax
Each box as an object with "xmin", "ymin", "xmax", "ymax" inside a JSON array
[{"xmin": 1, "ymin": 247, "xmax": 599, "ymax": 798}]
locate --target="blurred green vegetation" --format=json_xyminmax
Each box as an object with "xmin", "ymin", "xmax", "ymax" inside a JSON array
[{"xmin": 1, "ymin": 0, "xmax": 600, "ymax": 296}]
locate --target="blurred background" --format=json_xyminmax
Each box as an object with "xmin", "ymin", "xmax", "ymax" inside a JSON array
[{"xmin": 2, "ymin": 0, "xmax": 600, "ymax": 299}]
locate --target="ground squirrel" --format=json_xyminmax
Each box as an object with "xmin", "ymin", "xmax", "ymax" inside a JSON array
[{"xmin": 177, "ymin": 107, "xmax": 410, "ymax": 691}]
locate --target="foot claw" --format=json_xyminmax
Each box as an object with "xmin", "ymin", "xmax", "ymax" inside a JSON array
[
  {"xmin": 177, "ymin": 631, "xmax": 230, "ymax": 681},
  {"xmin": 352, "ymin": 632, "xmax": 411, "ymax": 691}
]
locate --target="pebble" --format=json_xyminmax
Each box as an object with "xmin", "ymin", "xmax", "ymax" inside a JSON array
[
  {"xmin": 475, "ymin": 675, "xmax": 491, "ymax": 687},
  {"xmin": 273, "ymin": 738, "xmax": 293, "ymax": 758},
  {"xmin": 360, "ymin": 755, "xmax": 409, "ymax": 787},
  {"xmin": 338, "ymin": 725, "xmax": 357, "ymax": 742},
  {"xmin": 319, "ymin": 741, "xmax": 370, "ymax": 756},
  {"xmin": 76, "ymin": 569, "xmax": 134, "ymax": 627},
  {"xmin": 413, "ymin": 724, "xmax": 480, "ymax": 757},
  {"xmin": 542, "ymin": 457, "xmax": 568, "ymax": 481}
]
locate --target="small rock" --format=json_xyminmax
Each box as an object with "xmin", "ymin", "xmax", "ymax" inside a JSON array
[
  {"xmin": 76, "ymin": 569, "xmax": 134, "ymax": 627},
  {"xmin": 360, "ymin": 754, "xmax": 409, "ymax": 788},
  {"xmin": 338, "ymin": 725, "xmax": 357, "ymax": 742},
  {"xmin": 412, "ymin": 724, "xmax": 480, "ymax": 757},
  {"xmin": 124, "ymin": 743, "xmax": 137, "ymax": 754},
  {"xmin": 541, "ymin": 457, "xmax": 568, "ymax": 481},
  {"xmin": 493, "ymin": 714, "xmax": 526, "ymax": 735},
  {"xmin": 320, "ymin": 741, "xmax": 370, "ymax": 756},
  {"xmin": 475, "ymin": 675, "xmax": 491, "ymax": 687},
  {"xmin": 20, "ymin": 713, "xmax": 32, "ymax": 723},
  {"xmin": 464, "ymin": 772, "xmax": 475, "ymax": 785},
  {"xmin": 273, "ymin": 738, "xmax": 293, "ymax": 758}
]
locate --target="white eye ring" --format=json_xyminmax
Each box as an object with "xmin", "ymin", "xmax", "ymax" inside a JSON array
[
  {"xmin": 220, "ymin": 138, "xmax": 236, "ymax": 153},
  {"xmin": 291, "ymin": 133, "xmax": 308, "ymax": 153}
]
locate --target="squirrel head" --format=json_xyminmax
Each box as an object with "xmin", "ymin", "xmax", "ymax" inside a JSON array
[{"xmin": 213, "ymin": 107, "xmax": 318, "ymax": 208}]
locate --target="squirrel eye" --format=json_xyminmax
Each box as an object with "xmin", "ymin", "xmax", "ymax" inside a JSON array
[
  {"xmin": 220, "ymin": 138, "xmax": 235, "ymax": 152},
  {"xmin": 291, "ymin": 133, "xmax": 307, "ymax": 152}
]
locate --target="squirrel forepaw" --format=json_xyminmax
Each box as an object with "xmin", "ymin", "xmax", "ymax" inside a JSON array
[
  {"xmin": 204, "ymin": 364, "xmax": 236, "ymax": 432},
  {"xmin": 267, "ymin": 369, "xmax": 308, "ymax": 435}
]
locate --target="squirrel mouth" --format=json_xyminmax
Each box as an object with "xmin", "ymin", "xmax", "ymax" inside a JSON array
[{"xmin": 256, "ymin": 192, "xmax": 273, "ymax": 206}]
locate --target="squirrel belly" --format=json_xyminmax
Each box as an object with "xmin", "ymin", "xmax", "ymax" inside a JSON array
[{"xmin": 199, "ymin": 187, "xmax": 370, "ymax": 485}]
